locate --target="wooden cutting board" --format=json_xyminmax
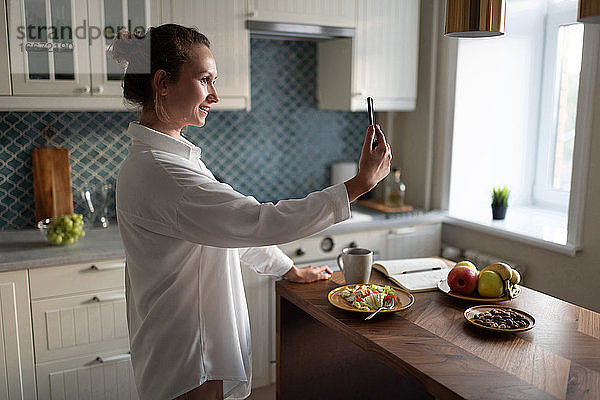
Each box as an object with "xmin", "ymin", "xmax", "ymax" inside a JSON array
[
  {"xmin": 32, "ymin": 148, "xmax": 74, "ymax": 222},
  {"xmin": 357, "ymin": 199, "xmax": 413, "ymax": 213}
]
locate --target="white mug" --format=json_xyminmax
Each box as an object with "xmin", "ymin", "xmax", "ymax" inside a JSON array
[{"xmin": 337, "ymin": 247, "xmax": 373, "ymax": 284}]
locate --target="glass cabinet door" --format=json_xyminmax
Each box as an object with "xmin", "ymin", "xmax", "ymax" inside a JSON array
[
  {"xmin": 88, "ymin": 0, "xmax": 151, "ymax": 97},
  {"xmin": 8, "ymin": 0, "xmax": 92, "ymax": 95}
]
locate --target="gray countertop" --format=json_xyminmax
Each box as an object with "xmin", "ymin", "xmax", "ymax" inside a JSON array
[
  {"xmin": 0, "ymin": 208, "xmax": 445, "ymax": 272},
  {"xmin": 0, "ymin": 226, "xmax": 125, "ymax": 272}
]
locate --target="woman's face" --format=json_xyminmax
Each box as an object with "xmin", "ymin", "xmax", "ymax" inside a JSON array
[{"xmin": 163, "ymin": 44, "xmax": 219, "ymax": 128}]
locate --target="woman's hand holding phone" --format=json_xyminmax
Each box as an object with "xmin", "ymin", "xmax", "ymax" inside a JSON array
[{"xmin": 344, "ymin": 124, "xmax": 392, "ymax": 202}]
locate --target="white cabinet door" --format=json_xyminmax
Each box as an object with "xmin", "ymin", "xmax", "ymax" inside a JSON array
[
  {"xmin": 31, "ymin": 288, "xmax": 129, "ymax": 363},
  {"xmin": 36, "ymin": 349, "xmax": 138, "ymax": 400},
  {"xmin": 0, "ymin": 270, "xmax": 36, "ymax": 400},
  {"xmin": 7, "ymin": 0, "xmax": 92, "ymax": 96},
  {"xmin": 385, "ymin": 223, "xmax": 441, "ymax": 259},
  {"xmin": 241, "ymin": 268, "xmax": 273, "ymax": 388},
  {"xmin": 247, "ymin": 0, "xmax": 356, "ymax": 28},
  {"xmin": 317, "ymin": 0, "xmax": 420, "ymax": 111},
  {"xmin": 5, "ymin": 0, "xmax": 153, "ymax": 100},
  {"xmin": 87, "ymin": 0, "xmax": 153, "ymax": 97},
  {"xmin": 0, "ymin": 0, "xmax": 12, "ymax": 94},
  {"xmin": 162, "ymin": 0, "xmax": 250, "ymax": 110},
  {"xmin": 352, "ymin": 0, "xmax": 420, "ymax": 111}
]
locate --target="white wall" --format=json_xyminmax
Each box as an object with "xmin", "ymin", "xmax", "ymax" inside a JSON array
[{"xmin": 392, "ymin": 0, "xmax": 600, "ymax": 312}]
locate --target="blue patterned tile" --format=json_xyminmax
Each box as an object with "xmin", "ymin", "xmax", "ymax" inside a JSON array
[{"xmin": 1, "ymin": 39, "xmax": 364, "ymax": 229}]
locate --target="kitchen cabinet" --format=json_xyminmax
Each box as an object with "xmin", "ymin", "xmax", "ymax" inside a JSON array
[
  {"xmin": 0, "ymin": 270, "xmax": 36, "ymax": 400},
  {"xmin": 0, "ymin": 0, "xmax": 160, "ymax": 110},
  {"xmin": 36, "ymin": 350, "xmax": 136, "ymax": 400},
  {"xmin": 317, "ymin": 0, "xmax": 420, "ymax": 111},
  {"xmin": 241, "ymin": 267, "xmax": 274, "ymax": 388},
  {"xmin": 160, "ymin": 0, "xmax": 251, "ymax": 110},
  {"xmin": 385, "ymin": 223, "xmax": 441, "ymax": 259},
  {"xmin": 247, "ymin": 0, "xmax": 356, "ymax": 28},
  {"xmin": 28, "ymin": 258, "xmax": 138, "ymax": 399},
  {"xmin": 0, "ymin": 0, "xmax": 11, "ymax": 94}
]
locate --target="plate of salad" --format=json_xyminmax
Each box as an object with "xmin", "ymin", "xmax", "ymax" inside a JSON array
[{"xmin": 328, "ymin": 284, "xmax": 414, "ymax": 313}]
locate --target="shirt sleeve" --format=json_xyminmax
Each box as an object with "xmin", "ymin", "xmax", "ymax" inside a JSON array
[
  {"xmin": 238, "ymin": 246, "xmax": 294, "ymax": 277},
  {"xmin": 175, "ymin": 179, "xmax": 351, "ymax": 248}
]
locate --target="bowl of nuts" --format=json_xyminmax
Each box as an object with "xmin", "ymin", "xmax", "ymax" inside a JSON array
[{"xmin": 464, "ymin": 305, "xmax": 535, "ymax": 332}]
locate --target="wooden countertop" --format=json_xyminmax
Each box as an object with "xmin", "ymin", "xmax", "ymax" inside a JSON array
[{"xmin": 276, "ymin": 270, "xmax": 600, "ymax": 399}]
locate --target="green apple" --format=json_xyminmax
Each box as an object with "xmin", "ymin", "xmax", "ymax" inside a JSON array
[
  {"xmin": 454, "ymin": 260, "xmax": 478, "ymax": 274},
  {"xmin": 477, "ymin": 270, "xmax": 504, "ymax": 297}
]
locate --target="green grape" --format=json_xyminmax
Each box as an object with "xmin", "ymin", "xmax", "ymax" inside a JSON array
[{"xmin": 44, "ymin": 213, "xmax": 85, "ymax": 245}]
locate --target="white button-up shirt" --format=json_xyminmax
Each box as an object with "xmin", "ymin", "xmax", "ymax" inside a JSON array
[{"xmin": 116, "ymin": 122, "xmax": 350, "ymax": 400}]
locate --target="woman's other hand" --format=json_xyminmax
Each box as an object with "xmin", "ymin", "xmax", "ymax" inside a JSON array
[
  {"xmin": 284, "ymin": 265, "xmax": 333, "ymax": 283},
  {"xmin": 344, "ymin": 124, "xmax": 392, "ymax": 202}
]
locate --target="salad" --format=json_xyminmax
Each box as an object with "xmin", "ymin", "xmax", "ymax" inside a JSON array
[{"xmin": 340, "ymin": 284, "xmax": 397, "ymax": 311}]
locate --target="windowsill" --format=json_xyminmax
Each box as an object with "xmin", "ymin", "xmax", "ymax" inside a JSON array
[{"xmin": 445, "ymin": 205, "xmax": 580, "ymax": 256}]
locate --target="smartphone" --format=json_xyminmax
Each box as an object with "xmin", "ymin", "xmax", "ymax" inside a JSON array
[{"xmin": 367, "ymin": 97, "xmax": 378, "ymax": 149}]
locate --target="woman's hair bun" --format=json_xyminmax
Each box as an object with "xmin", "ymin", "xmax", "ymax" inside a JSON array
[{"xmin": 110, "ymin": 30, "xmax": 149, "ymax": 67}]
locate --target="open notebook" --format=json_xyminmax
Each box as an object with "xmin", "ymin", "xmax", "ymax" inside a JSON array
[{"xmin": 372, "ymin": 258, "xmax": 451, "ymax": 292}]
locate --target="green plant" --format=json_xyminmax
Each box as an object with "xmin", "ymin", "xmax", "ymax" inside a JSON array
[{"xmin": 491, "ymin": 186, "xmax": 510, "ymax": 206}]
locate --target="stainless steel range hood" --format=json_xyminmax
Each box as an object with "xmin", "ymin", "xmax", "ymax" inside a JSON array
[{"xmin": 246, "ymin": 20, "xmax": 355, "ymax": 40}]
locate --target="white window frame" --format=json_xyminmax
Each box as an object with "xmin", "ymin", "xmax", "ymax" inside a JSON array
[
  {"xmin": 439, "ymin": 5, "xmax": 600, "ymax": 255},
  {"xmin": 533, "ymin": 4, "xmax": 583, "ymax": 211}
]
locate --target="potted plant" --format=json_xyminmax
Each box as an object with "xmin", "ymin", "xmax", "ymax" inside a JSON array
[{"xmin": 491, "ymin": 186, "xmax": 510, "ymax": 220}]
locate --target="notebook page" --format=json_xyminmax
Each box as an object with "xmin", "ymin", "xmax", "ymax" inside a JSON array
[
  {"xmin": 374, "ymin": 258, "xmax": 448, "ymax": 275},
  {"xmin": 390, "ymin": 268, "xmax": 450, "ymax": 292}
]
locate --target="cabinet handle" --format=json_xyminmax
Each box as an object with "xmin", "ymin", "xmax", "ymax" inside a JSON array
[
  {"xmin": 92, "ymin": 86, "xmax": 104, "ymax": 94},
  {"xmin": 352, "ymin": 90, "xmax": 366, "ymax": 97},
  {"xmin": 96, "ymin": 352, "xmax": 131, "ymax": 364},
  {"xmin": 90, "ymin": 261, "xmax": 125, "ymax": 271},
  {"xmin": 247, "ymin": 11, "xmax": 258, "ymax": 17},
  {"xmin": 389, "ymin": 227, "xmax": 417, "ymax": 235},
  {"xmin": 76, "ymin": 86, "xmax": 91, "ymax": 94},
  {"xmin": 91, "ymin": 293, "xmax": 126, "ymax": 303}
]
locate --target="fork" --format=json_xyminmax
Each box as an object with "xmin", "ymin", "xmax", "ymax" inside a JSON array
[{"xmin": 365, "ymin": 296, "xmax": 395, "ymax": 320}]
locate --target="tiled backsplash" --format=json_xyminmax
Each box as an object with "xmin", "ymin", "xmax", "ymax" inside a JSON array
[{"xmin": 0, "ymin": 39, "xmax": 365, "ymax": 230}]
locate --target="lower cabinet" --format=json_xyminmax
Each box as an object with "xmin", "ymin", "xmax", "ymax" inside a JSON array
[
  {"xmin": 28, "ymin": 259, "xmax": 138, "ymax": 399},
  {"xmin": 36, "ymin": 349, "xmax": 137, "ymax": 400},
  {"xmin": 385, "ymin": 223, "xmax": 442, "ymax": 259},
  {"xmin": 0, "ymin": 270, "xmax": 36, "ymax": 400},
  {"xmin": 241, "ymin": 267, "xmax": 274, "ymax": 388}
]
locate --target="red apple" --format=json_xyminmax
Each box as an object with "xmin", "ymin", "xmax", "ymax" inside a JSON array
[{"xmin": 447, "ymin": 265, "xmax": 479, "ymax": 295}]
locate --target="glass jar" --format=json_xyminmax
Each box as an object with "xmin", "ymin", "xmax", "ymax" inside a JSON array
[{"xmin": 384, "ymin": 168, "xmax": 406, "ymax": 208}]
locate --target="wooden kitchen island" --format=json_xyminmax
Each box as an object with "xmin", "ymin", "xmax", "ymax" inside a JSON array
[{"xmin": 276, "ymin": 270, "xmax": 600, "ymax": 399}]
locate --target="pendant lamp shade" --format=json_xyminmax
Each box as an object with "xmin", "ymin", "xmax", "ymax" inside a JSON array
[
  {"xmin": 578, "ymin": 0, "xmax": 600, "ymax": 23},
  {"xmin": 445, "ymin": 0, "xmax": 506, "ymax": 37}
]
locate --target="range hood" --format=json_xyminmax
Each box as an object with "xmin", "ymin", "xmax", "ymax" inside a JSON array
[{"xmin": 246, "ymin": 20, "xmax": 354, "ymax": 40}]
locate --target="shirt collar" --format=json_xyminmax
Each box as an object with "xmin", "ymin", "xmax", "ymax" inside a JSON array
[{"xmin": 127, "ymin": 122, "xmax": 201, "ymax": 160}]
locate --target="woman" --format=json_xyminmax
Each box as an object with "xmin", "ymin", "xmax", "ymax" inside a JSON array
[{"xmin": 112, "ymin": 24, "xmax": 391, "ymax": 400}]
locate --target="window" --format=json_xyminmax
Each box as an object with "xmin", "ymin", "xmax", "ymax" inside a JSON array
[
  {"xmin": 534, "ymin": 17, "xmax": 583, "ymax": 209},
  {"xmin": 448, "ymin": 0, "xmax": 584, "ymax": 247}
]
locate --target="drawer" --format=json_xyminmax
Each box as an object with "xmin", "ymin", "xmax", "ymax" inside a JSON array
[
  {"xmin": 32, "ymin": 288, "xmax": 129, "ymax": 363},
  {"xmin": 36, "ymin": 348, "xmax": 139, "ymax": 400},
  {"xmin": 30, "ymin": 259, "xmax": 125, "ymax": 299}
]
